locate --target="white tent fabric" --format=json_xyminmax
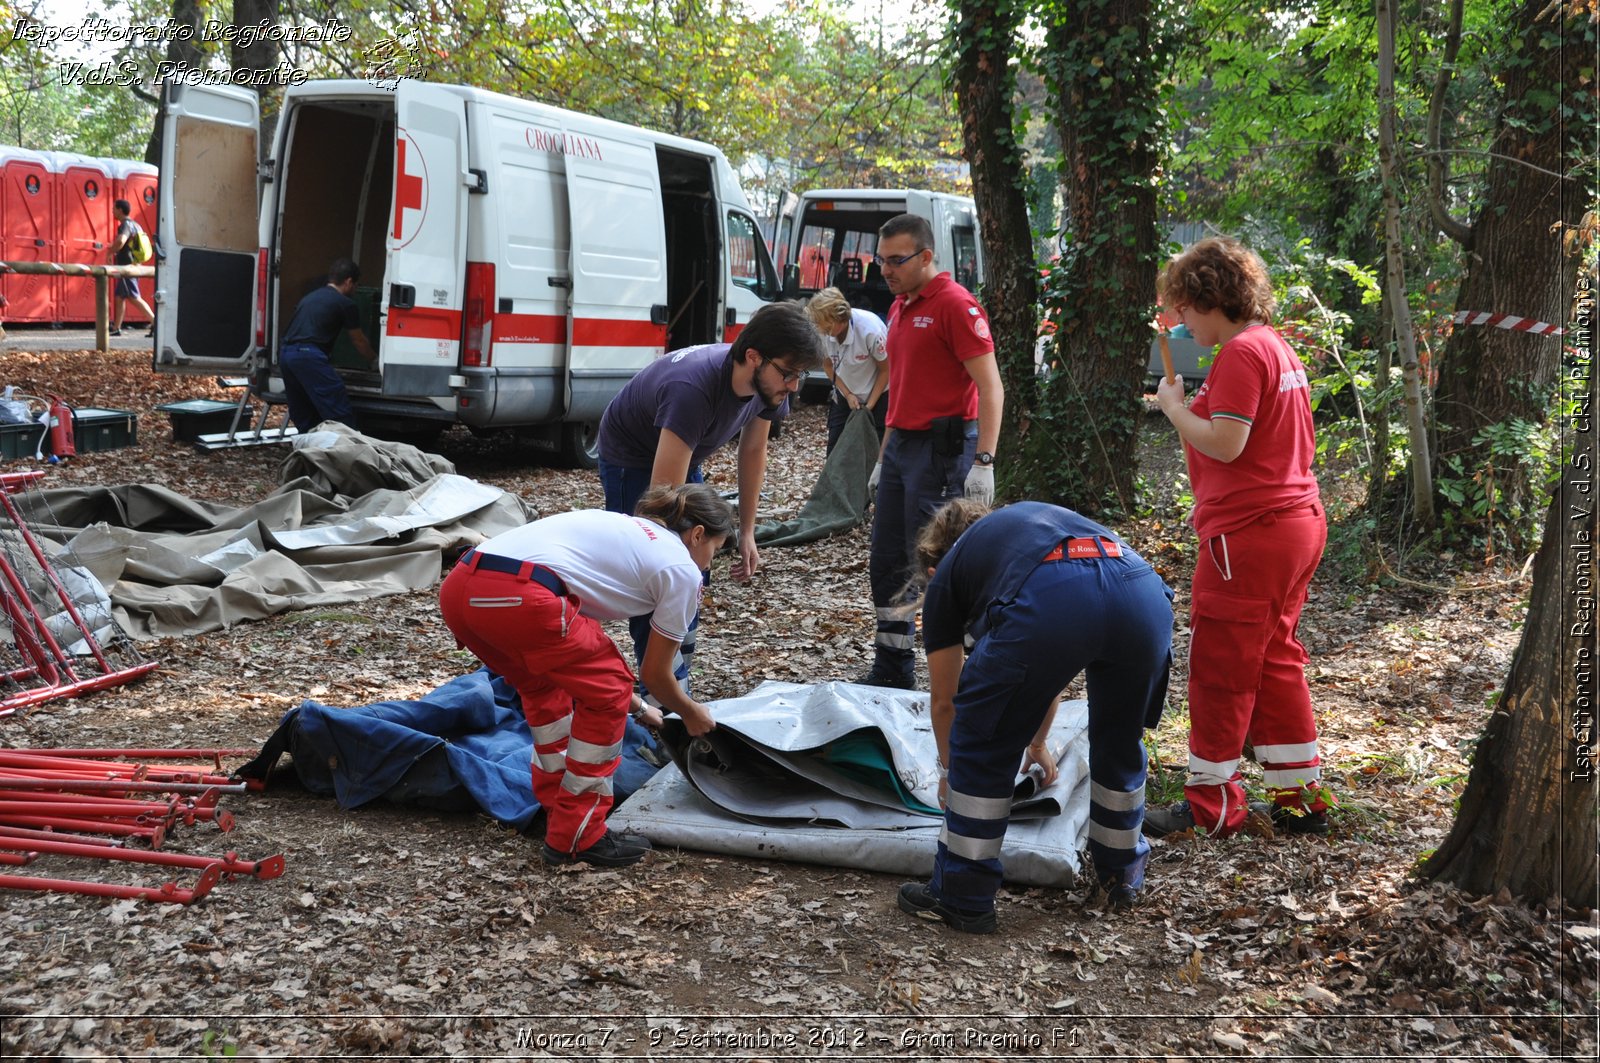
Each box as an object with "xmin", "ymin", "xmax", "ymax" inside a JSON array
[{"xmin": 612, "ymin": 681, "xmax": 1092, "ymax": 886}]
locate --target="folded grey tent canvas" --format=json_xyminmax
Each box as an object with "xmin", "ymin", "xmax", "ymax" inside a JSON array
[{"xmin": 613, "ymin": 681, "xmax": 1091, "ymax": 887}]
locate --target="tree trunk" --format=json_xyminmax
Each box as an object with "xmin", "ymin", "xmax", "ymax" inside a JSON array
[
  {"xmin": 230, "ymin": 0, "xmax": 283, "ymax": 159},
  {"xmin": 951, "ymin": 0, "xmax": 1037, "ymax": 500},
  {"xmin": 1430, "ymin": 0, "xmax": 1595, "ymax": 537},
  {"xmin": 1421, "ymin": 336, "xmax": 1600, "ymax": 902},
  {"xmin": 1377, "ymin": 0, "xmax": 1434, "ymax": 527},
  {"xmin": 1022, "ymin": 0, "xmax": 1166, "ymax": 515},
  {"xmin": 142, "ymin": 0, "xmax": 209, "ymax": 166}
]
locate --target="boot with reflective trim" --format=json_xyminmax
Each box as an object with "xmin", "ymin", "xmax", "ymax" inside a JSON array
[
  {"xmin": 543, "ymin": 830, "xmax": 653, "ymax": 868},
  {"xmin": 897, "ymin": 881, "xmax": 996, "ymax": 934}
]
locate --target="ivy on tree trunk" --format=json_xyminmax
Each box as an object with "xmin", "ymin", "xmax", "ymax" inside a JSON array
[
  {"xmin": 951, "ymin": 0, "xmax": 1038, "ymax": 485},
  {"xmin": 1023, "ymin": 0, "xmax": 1168, "ymax": 515}
]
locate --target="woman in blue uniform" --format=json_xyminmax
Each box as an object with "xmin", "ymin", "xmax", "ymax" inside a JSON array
[{"xmin": 897, "ymin": 500, "xmax": 1174, "ymax": 933}]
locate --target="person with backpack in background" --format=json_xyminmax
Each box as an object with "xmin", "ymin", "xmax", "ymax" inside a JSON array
[{"xmin": 110, "ymin": 200, "xmax": 154, "ymax": 338}]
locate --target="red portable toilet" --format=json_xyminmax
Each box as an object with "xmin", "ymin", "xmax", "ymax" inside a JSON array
[
  {"xmin": 110, "ymin": 158, "xmax": 159, "ymax": 321},
  {"xmin": 0, "ymin": 146, "xmax": 57, "ymax": 324},
  {"xmin": 53, "ymin": 151, "xmax": 116, "ymax": 324}
]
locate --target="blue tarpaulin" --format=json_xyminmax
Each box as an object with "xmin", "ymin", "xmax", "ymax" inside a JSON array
[{"xmin": 239, "ymin": 668, "xmax": 665, "ymax": 831}]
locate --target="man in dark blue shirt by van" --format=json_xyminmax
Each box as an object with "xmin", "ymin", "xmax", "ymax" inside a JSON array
[{"xmin": 279, "ymin": 258, "xmax": 377, "ymax": 432}]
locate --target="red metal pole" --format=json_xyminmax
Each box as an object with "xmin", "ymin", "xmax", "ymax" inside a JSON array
[
  {"xmin": 0, "ymin": 814, "xmax": 167, "ymax": 847},
  {"xmin": 0, "ymin": 833, "xmax": 284, "ymax": 880},
  {"xmin": 0, "ymin": 862, "xmax": 224, "ymax": 904},
  {"xmin": 0, "ymin": 777, "xmax": 248, "ymax": 797},
  {"xmin": 34, "ymin": 748, "xmax": 258, "ymax": 761},
  {"xmin": 0, "ymin": 484, "xmax": 114, "ymax": 673}
]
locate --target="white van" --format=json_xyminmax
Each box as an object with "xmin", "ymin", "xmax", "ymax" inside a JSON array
[
  {"xmin": 152, "ymin": 80, "xmax": 783, "ymax": 465},
  {"xmin": 772, "ymin": 188, "xmax": 982, "ymax": 400}
]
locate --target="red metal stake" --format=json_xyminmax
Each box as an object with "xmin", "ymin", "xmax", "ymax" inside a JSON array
[{"xmin": 0, "ymin": 862, "xmax": 224, "ymax": 904}]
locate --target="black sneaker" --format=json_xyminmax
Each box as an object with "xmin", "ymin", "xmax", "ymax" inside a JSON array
[
  {"xmin": 542, "ymin": 830, "xmax": 653, "ymax": 867},
  {"xmin": 897, "ymin": 882, "xmax": 997, "ymax": 934},
  {"xmin": 108, "ymin": 328, "xmax": 123, "ymax": 337},
  {"xmin": 1249, "ymin": 800, "xmax": 1330, "ymax": 836},
  {"xmin": 1141, "ymin": 800, "xmax": 1199, "ymax": 837},
  {"xmin": 855, "ymin": 666, "xmax": 915, "ymax": 691}
]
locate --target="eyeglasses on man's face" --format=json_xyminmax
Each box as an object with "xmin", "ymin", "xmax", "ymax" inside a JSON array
[
  {"xmin": 872, "ymin": 248, "xmax": 928, "ymax": 269},
  {"xmin": 761, "ymin": 358, "xmax": 804, "ymax": 384}
]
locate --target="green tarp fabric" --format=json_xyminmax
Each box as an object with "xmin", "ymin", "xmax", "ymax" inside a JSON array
[{"xmin": 753, "ymin": 408, "xmax": 878, "ymax": 547}]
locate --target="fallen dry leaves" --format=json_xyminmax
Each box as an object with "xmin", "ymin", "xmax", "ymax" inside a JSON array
[{"xmin": 0, "ymin": 345, "xmax": 1592, "ymax": 1058}]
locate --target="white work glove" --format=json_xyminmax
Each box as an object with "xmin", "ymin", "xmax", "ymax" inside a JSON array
[
  {"xmin": 867, "ymin": 461, "xmax": 882, "ymax": 499},
  {"xmin": 964, "ymin": 463, "xmax": 994, "ymax": 505}
]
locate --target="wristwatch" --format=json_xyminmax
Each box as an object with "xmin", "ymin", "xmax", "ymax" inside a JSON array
[{"xmin": 974, "ymin": 451, "xmax": 995, "ymax": 466}]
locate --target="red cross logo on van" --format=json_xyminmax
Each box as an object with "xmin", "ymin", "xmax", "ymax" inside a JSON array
[{"xmin": 392, "ymin": 129, "xmax": 428, "ymax": 248}]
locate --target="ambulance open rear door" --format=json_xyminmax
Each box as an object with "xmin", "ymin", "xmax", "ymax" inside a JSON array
[{"xmin": 153, "ymin": 83, "xmax": 260, "ymax": 373}]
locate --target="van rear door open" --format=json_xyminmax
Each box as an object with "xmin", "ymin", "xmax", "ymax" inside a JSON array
[
  {"xmin": 381, "ymin": 81, "xmax": 469, "ymax": 401},
  {"xmin": 153, "ymin": 83, "xmax": 260, "ymax": 373}
]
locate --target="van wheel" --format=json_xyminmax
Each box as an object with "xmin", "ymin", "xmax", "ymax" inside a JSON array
[{"xmin": 560, "ymin": 421, "xmax": 601, "ymax": 469}]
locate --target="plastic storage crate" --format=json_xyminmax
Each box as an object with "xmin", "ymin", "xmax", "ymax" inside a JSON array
[
  {"xmin": 154, "ymin": 399, "xmax": 241, "ymax": 442},
  {"xmin": 0, "ymin": 422, "xmax": 46, "ymax": 460},
  {"xmin": 71, "ymin": 408, "xmax": 138, "ymax": 452}
]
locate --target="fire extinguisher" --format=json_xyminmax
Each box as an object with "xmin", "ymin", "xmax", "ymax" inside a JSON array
[{"xmin": 45, "ymin": 395, "xmax": 75, "ymax": 459}]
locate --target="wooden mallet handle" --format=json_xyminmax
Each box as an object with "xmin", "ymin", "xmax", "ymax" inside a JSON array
[{"xmin": 1157, "ymin": 332, "xmax": 1177, "ymax": 385}]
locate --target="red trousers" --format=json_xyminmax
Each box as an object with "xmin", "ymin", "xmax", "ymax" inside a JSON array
[
  {"xmin": 1184, "ymin": 502, "xmax": 1329, "ymax": 834},
  {"xmin": 439, "ymin": 562, "xmax": 633, "ymax": 854}
]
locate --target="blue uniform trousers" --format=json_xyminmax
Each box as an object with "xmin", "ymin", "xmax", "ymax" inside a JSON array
[
  {"xmin": 596, "ymin": 459, "xmax": 703, "ymax": 697},
  {"xmin": 867, "ymin": 426, "xmax": 976, "ymax": 683},
  {"xmin": 279, "ymin": 343, "xmax": 358, "ymax": 433},
  {"xmin": 933, "ymin": 553, "xmax": 1173, "ymax": 911}
]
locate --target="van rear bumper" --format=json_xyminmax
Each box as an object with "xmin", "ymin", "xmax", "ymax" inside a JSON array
[{"xmin": 352, "ymin": 365, "xmax": 638, "ymax": 430}]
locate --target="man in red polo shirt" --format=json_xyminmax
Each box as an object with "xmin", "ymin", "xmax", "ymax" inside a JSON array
[{"xmin": 858, "ymin": 213, "xmax": 1005, "ymax": 689}]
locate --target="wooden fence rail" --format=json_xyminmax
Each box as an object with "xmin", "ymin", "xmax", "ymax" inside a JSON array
[{"xmin": 0, "ymin": 262, "xmax": 158, "ymax": 352}]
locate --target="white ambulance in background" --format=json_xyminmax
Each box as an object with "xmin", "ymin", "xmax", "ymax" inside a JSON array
[
  {"xmin": 774, "ymin": 188, "xmax": 983, "ymax": 313},
  {"xmin": 153, "ymin": 80, "xmax": 783, "ymax": 465},
  {"xmin": 771, "ymin": 188, "xmax": 983, "ymax": 401}
]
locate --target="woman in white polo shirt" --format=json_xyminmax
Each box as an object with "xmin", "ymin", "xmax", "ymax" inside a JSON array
[
  {"xmin": 440, "ymin": 483, "xmax": 733, "ymax": 868},
  {"xmin": 806, "ymin": 286, "xmax": 889, "ymax": 453}
]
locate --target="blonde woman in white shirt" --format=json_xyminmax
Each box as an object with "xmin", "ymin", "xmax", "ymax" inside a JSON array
[
  {"xmin": 807, "ymin": 287, "xmax": 889, "ymax": 453},
  {"xmin": 440, "ymin": 484, "xmax": 733, "ymax": 867}
]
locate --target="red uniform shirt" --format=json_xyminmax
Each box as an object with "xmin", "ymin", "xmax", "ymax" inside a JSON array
[
  {"xmin": 1186, "ymin": 323, "xmax": 1320, "ymax": 539},
  {"xmin": 884, "ymin": 272, "xmax": 994, "ymax": 431}
]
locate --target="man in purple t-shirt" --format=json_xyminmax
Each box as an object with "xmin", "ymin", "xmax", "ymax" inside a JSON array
[{"xmin": 597, "ymin": 300, "xmax": 823, "ymax": 696}]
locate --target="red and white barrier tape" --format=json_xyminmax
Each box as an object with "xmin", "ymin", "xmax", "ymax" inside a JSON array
[{"xmin": 1453, "ymin": 310, "xmax": 1565, "ymax": 336}]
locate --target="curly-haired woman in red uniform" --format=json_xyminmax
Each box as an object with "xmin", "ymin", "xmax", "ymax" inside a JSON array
[{"xmin": 1143, "ymin": 236, "xmax": 1333, "ymax": 839}]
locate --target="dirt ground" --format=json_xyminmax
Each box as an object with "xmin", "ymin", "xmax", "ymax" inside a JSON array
[{"xmin": 0, "ymin": 347, "xmax": 1593, "ymax": 1061}]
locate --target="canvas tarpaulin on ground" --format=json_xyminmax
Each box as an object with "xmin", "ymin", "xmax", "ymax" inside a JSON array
[
  {"xmin": 611, "ymin": 680, "xmax": 1092, "ymax": 886},
  {"xmin": 753, "ymin": 408, "xmax": 877, "ymax": 548},
  {"xmin": 13, "ymin": 425, "xmax": 533, "ymax": 638}
]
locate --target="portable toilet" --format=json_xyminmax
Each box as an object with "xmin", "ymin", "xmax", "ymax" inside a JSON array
[
  {"xmin": 0, "ymin": 146, "xmax": 57, "ymax": 323},
  {"xmin": 52, "ymin": 151, "xmax": 116, "ymax": 324},
  {"xmin": 111, "ymin": 158, "xmax": 159, "ymax": 320}
]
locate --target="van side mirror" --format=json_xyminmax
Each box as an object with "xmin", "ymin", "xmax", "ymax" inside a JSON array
[{"xmin": 782, "ymin": 263, "xmax": 799, "ymax": 300}]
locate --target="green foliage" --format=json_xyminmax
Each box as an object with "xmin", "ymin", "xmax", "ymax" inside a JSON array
[
  {"xmin": 382, "ymin": 0, "xmax": 970, "ymax": 212},
  {"xmin": 1435, "ymin": 414, "xmax": 1560, "ymax": 558}
]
